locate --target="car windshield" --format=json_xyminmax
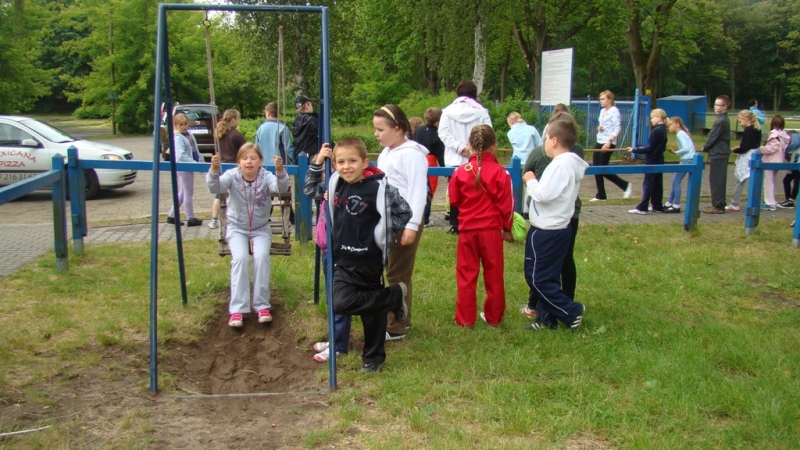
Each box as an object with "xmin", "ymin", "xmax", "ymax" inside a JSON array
[
  {"xmin": 175, "ymin": 106, "xmax": 213, "ymax": 121},
  {"xmin": 21, "ymin": 119, "xmax": 77, "ymax": 144}
]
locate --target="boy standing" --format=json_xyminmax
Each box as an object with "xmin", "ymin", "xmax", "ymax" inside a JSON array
[
  {"xmin": 701, "ymin": 95, "xmax": 731, "ymax": 214},
  {"xmin": 304, "ymin": 138, "xmax": 412, "ymax": 372},
  {"xmin": 522, "ymin": 119, "xmax": 588, "ymax": 331}
]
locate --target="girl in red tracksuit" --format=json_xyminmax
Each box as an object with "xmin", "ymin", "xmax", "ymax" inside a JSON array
[{"xmin": 448, "ymin": 125, "xmax": 514, "ymax": 327}]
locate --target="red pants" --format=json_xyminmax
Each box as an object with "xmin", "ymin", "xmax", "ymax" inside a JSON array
[
  {"xmin": 455, "ymin": 229, "xmax": 506, "ymax": 327},
  {"xmin": 426, "ymin": 154, "xmax": 439, "ymax": 195}
]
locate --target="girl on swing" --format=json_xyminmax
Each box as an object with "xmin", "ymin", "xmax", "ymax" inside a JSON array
[{"xmin": 207, "ymin": 143, "xmax": 290, "ymax": 327}]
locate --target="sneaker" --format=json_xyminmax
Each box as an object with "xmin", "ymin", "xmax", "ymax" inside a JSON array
[
  {"xmin": 228, "ymin": 313, "xmax": 244, "ymax": 328},
  {"xmin": 424, "ymin": 220, "xmax": 434, "ymax": 228},
  {"xmin": 791, "ymin": 220, "xmax": 796, "ymax": 228},
  {"xmin": 313, "ymin": 348, "xmax": 341, "ymax": 363},
  {"xmin": 444, "ymin": 212, "xmax": 451, "ymax": 221},
  {"xmin": 589, "ymin": 197, "xmax": 606, "ymax": 202},
  {"xmin": 777, "ymin": 200, "xmax": 795, "ymax": 209},
  {"xmin": 724, "ymin": 205, "xmax": 740, "ymax": 212},
  {"xmin": 664, "ymin": 202, "xmax": 673, "ymax": 208},
  {"xmin": 703, "ymin": 206, "xmax": 725, "ymax": 214},
  {"xmin": 393, "ymin": 282, "xmax": 409, "ymax": 323},
  {"xmin": 663, "ymin": 206, "xmax": 681, "ymax": 214},
  {"xmin": 312, "ymin": 341, "xmax": 329, "ymax": 352},
  {"xmin": 361, "ymin": 361, "xmax": 383, "ymax": 373},
  {"xmin": 187, "ymin": 218, "xmax": 203, "ymax": 227},
  {"xmin": 570, "ymin": 305, "xmax": 585, "ymax": 332},
  {"xmin": 386, "ymin": 332, "xmax": 406, "ymax": 341},
  {"xmin": 166, "ymin": 216, "xmax": 184, "ymax": 225},
  {"xmin": 524, "ymin": 322, "xmax": 547, "ymax": 331},
  {"xmin": 761, "ymin": 204, "xmax": 777, "ymax": 211},
  {"xmin": 623, "ymin": 183, "xmax": 633, "ymax": 199},
  {"xmin": 519, "ymin": 305, "xmax": 537, "ymax": 319},
  {"xmin": 208, "ymin": 218, "xmax": 219, "ymax": 229},
  {"xmin": 257, "ymin": 308, "xmax": 273, "ymax": 323},
  {"xmin": 447, "ymin": 227, "xmax": 459, "ymax": 235},
  {"xmin": 628, "ymin": 209, "xmax": 646, "ymax": 215}
]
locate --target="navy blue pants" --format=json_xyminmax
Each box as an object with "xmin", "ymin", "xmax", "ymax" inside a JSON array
[
  {"xmin": 635, "ymin": 172, "xmax": 663, "ymax": 212},
  {"xmin": 524, "ymin": 226, "xmax": 584, "ymax": 328}
]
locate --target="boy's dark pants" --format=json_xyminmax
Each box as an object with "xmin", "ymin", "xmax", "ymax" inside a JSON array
[
  {"xmin": 524, "ymin": 226, "xmax": 584, "ymax": 328},
  {"xmin": 635, "ymin": 172, "xmax": 663, "ymax": 212},
  {"xmin": 528, "ymin": 218, "xmax": 579, "ymax": 307},
  {"xmin": 709, "ymin": 157, "xmax": 728, "ymax": 209},
  {"xmin": 333, "ymin": 264, "xmax": 401, "ymax": 364}
]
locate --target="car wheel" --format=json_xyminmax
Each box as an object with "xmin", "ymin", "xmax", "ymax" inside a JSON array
[
  {"xmin": 68, "ymin": 169, "xmax": 101, "ymax": 200},
  {"xmin": 84, "ymin": 169, "xmax": 100, "ymax": 200}
]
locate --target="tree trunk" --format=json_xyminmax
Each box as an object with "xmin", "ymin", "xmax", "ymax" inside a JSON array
[{"xmin": 473, "ymin": 18, "xmax": 486, "ymax": 96}]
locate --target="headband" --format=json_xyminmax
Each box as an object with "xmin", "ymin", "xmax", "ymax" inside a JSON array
[{"xmin": 380, "ymin": 106, "xmax": 396, "ymax": 122}]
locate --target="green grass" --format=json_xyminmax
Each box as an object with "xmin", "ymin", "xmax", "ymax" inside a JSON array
[{"xmin": 1, "ymin": 205, "xmax": 799, "ymax": 447}]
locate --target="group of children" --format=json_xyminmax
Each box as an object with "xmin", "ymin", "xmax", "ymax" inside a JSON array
[{"xmin": 196, "ymin": 93, "xmax": 798, "ymax": 374}]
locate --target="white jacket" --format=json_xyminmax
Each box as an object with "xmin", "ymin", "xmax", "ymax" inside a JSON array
[
  {"xmin": 376, "ymin": 139, "xmax": 429, "ymax": 231},
  {"xmin": 527, "ymin": 152, "xmax": 588, "ymax": 230},
  {"xmin": 438, "ymin": 97, "xmax": 492, "ymax": 167}
]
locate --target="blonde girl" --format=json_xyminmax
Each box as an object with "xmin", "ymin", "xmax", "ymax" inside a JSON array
[
  {"xmin": 726, "ymin": 110, "xmax": 762, "ymax": 211},
  {"xmin": 448, "ymin": 125, "xmax": 514, "ymax": 327},
  {"xmin": 626, "ymin": 108, "xmax": 668, "ymax": 214},
  {"xmin": 167, "ymin": 113, "xmax": 203, "ymax": 227},
  {"xmin": 207, "ymin": 143, "xmax": 290, "ymax": 327},
  {"xmin": 663, "ymin": 117, "xmax": 697, "ymax": 213}
]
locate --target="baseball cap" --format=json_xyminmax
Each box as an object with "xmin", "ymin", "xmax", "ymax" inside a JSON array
[{"xmin": 295, "ymin": 95, "xmax": 313, "ymax": 109}]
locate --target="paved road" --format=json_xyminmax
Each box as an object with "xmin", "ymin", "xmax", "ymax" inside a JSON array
[{"xmin": 1, "ymin": 135, "xmax": 796, "ymax": 278}]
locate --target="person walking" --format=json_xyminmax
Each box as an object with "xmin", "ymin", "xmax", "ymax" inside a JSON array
[{"xmin": 590, "ymin": 90, "xmax": 632, "ymax": 202}]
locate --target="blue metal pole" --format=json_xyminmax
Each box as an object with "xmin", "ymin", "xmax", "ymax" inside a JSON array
[
  {"xmin": 319, "ymin": 6, "xmax": 336, "ymax": 391},
  {"xmin": 683, "ymin": 154, "xmax": 704, "ymax": 232},
  {"xmin": 149, "ymin": 5, "xmax": 168, "ymax": 397},
  {"xmin": 632, "ymin": 89, "xmax": 640, "ymax": 149},
  {"xmin": 744, "ymin": 152, "xmax": 763, "ymax": 234},
  {"xmin": 51, "ymin": 155, "xmax": 68, "ymax": 272},
  {"xmin": 510, "ymin": 156, "xmax": 522, "ymax": 213},
  {"xmin": 67, "ymin": 146, "xmax": 86, "ymax": 255}
]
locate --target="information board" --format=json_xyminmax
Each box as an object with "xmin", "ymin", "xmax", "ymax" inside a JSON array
[{"xmin": 540, "ymin": 48, "xmax": 574, "ymax": 106}]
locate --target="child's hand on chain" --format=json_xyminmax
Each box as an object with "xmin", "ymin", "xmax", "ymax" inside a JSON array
[{"xmin": 210, "ymin": 154, "xmax": 221, "ymax": 174}]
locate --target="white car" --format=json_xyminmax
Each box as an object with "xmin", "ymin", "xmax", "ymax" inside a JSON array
[{"xmin": 0, "ymin": 116, "xmax": 137, "ymax": 199}]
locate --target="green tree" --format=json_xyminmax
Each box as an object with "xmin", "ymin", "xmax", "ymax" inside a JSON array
[{"xmin": 0, "ymin": 0, "xmax": 51, "ymax": 113}]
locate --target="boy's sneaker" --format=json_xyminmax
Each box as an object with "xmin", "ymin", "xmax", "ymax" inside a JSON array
[
  {"xmin": 208, "ymin": 218, "xmax": 219, "ymax": 229},
  {"xmin": 777, "ymin": 200, "xmax": 795, "ymax": 209},
  {"xmin": 187, "ymin": 218, "xmax": 203, "ymax": 227},
  {"xmin": 702, "ymin": 206, "xmax": 725, "ymax": 214},
  {"xmin": 589, "ymin": 197, "xmax": 606, "ymax": 202},
  {"xmin": 312, "ymin": 341, "xmax": 329, "ymax": 352},
  {"xmin": 228, "ymin": 313, "xmax": 244, "ymax": 328},
  {"xmin": 628, "ymin": 209, "xmax": 646, "ymax": 215},
  {"xmin": 447, "ymin": 227, "xmax": 459, "ymax": 235},
  {"xmin": 724, "ymin": 205, "xmax": 740, "ymax": 212},
  {"xmin": 570, "ymin": 305, "xmax": 585, "ymax": 332},
  {"xmin": 444, "ymin": 212, "xmax": 450, "ymax": 221},
  {"xmin": 386, "ymin": 332, "xmax": 406, "ymax": 341},
  {"xmin": 524, "ymin": 322, "xmax": 547, "ymax": 331},
  {"xmin": 166, "ymin": 216, "xmax": 184, "ymax": 225},
  {"xmin": 761, "ymin": 204, "xmax": 777, "ymax": 211},
  {"xmin": 257, "ymin": 308, "xmax": 273, "ymax": 323},
  {"xmin": 361, "ymin": 361, "xmax": 383, "ymax": 373},
  {"xmin": 519, "ymin": 305, "xmax": 537, "ymax": 319},
  {"xmin": 393, "ymin": 282, "xmax": 408, "ymax": 323},
  {"xmin": 424, "ymin": 220, "xmax": 434, "ymax": 228},
  {"xmin": 624, "ymin": 183, "xmax": 633, "ymax": 199}
]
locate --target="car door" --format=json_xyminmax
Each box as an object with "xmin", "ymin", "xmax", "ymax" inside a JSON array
[{"xmin": 0, "ymin": 121, "xmax": 52, "ymax": 186}]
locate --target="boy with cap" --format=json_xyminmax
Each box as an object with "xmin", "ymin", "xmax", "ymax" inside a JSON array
[{"xmin": 291, "ymin": 95, "xmax": 319, "ymax": 164}]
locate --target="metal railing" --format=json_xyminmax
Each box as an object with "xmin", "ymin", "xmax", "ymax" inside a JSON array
[{"xmin": 743, "ymin": 152, "xmax": 800, "ymax": 247}]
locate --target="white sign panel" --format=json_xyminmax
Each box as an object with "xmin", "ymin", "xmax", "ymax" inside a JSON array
[{"xmin": 540, "ymin": 48, "xmax": 574, "ymax": 106}]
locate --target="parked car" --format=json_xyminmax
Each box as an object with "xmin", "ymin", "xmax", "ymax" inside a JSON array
[
  {"xmin": 160, "ymin": 103, "xmax": 218, "ymax": 160},
  {"xmin": 0, "ymin": 116, "xmax": 137, "ymax": 200}
]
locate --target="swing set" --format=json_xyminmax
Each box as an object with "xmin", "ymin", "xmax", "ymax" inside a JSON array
[{"xmin": 150, "ymin": 3, "xmax": 335, "ymax": 396}]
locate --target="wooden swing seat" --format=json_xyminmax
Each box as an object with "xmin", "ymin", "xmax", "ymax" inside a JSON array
[{"xmin": 217, "ymin": 190, "xmax": 293, "ymax": 257}]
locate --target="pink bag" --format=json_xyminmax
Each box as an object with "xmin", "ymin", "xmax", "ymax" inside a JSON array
[{"xmin": 314, "ymin": 200, "xmax": 328, "ymax": 251}]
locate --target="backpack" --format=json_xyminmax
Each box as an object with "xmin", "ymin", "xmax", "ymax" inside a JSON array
[
  {"xmin": 314, "ymin": 200, "xmax": 328, "ymax": 251},
  {"xmin": 785, "ymin": 133, "xmax": 800, "ymax": 162}
]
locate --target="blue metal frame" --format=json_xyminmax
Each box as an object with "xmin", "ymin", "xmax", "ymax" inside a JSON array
[{"xmin": 149, "ymin": 3, "xmax": 333, "ymax": 396}]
